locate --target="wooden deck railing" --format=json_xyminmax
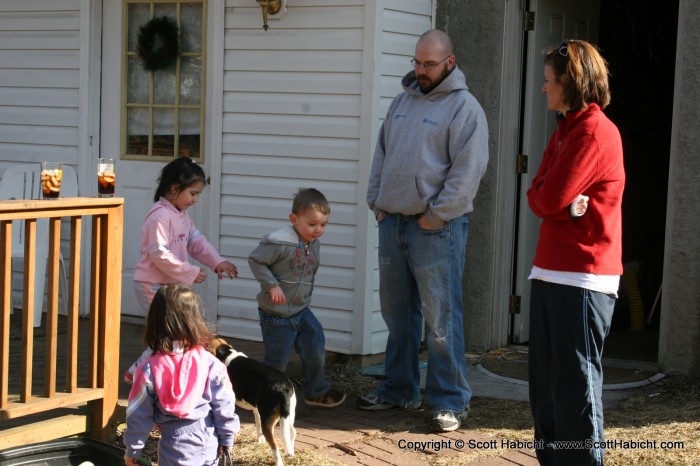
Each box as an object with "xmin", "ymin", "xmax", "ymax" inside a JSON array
[{"xmin": 0, "ymin": 197, "xmax": 123, "ymax": 449}]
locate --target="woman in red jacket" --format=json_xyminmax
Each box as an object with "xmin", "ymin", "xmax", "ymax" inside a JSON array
[{"xmin": 527, "ymin": 39, "xmax": 625, "ymax": 466}]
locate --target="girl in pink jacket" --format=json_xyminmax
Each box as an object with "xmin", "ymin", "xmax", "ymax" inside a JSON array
[
  {"xmin": 127, "ymin": 157, "xmax": 238, "ymax": 382},
  {"xmin": 133, "ymin": 157, "xmax": 237, "ymax": 313}
]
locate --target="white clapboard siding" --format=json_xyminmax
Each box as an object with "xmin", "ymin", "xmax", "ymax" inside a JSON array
[
  {"xmin": 0, "ymin": 0, "xmax": 92, "ymax": 321},
  {"xmin": 217, "ymin": 0, "xmax": 434, "ymax": 355},
  {"xmin": 363, "ymin": 2, "xmax": 435, "ymax": 353},
  {"xmin": 0, "ymin": 0, "xmax": 81, "ymax": 165}
]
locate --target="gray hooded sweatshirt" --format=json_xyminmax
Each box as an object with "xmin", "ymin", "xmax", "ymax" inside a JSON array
[
  {"xmin": 366, "ymin": 66, "xmax": 489, "ymax": 226},
  {"xmin": 248, "ymin": 224, "xmax": 320, "ymax": 317}
]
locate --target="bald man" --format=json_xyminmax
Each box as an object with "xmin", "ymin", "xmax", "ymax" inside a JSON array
[{"xmin": 361, "ymin": 29, "xmax": 489, "ymax": 433}]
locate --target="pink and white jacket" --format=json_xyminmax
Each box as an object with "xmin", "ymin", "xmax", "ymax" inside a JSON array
[
  {"xmin": 134, "ymin": 198, "xmax": 225, "ymax": 286},
  {"xmin": 124, "ymin": 343, "xmax": 240, "ymax": 460}
]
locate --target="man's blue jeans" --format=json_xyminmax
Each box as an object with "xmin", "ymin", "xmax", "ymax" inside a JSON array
[
  {"xmin": 374, "ymin": 213, "xmax": 472, "ymax": 413},
  {"xmin": 259, "ymin": 307, "xmax": 330, "ymax": 399}
]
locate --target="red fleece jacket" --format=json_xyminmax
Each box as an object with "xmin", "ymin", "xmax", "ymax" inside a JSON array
[{"xmin": 527, "ymin": 103, "xmax": 625, "ymax": 275}]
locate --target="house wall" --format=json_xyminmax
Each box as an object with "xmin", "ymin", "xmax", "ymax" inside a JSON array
[
  {"xmin": 0, "ymin": 0, "xmax": 83, "ymax": 171},
  {"xmin": 215, "ymin": 0, "xmax": 434, "ymax": 354},
  {"xmin": 436, "ymin": 0, "xmax": 516, "ymax": 352},
  {"xmin": 366, "ymin": 2, "xmax": 435, "ymax": 354},
  {"xmin": 0, "ymin": 0, "xmax": 97, "ymax": 318},
  {"xmin": 5, "ymin": 0, "xmax": 697, "ymax": 373},
  {"xmin": 660, "ymin": 0, "xmax": 700, "ymax": 375}
]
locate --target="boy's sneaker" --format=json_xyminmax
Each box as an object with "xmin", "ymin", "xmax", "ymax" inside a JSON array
[
  {"xmin": 304, "ymin": 388, "xmax": 346, "ymax": 408},
  {"xmin": 356, "ymin": 393, "xmax": 422, "ymax": 411},
  {"xmin": 431, "ymin": 408, "xmax": 469, "ymax": 432}
]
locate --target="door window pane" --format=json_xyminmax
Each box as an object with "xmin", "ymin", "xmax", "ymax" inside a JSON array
[
  {"xmin": 179, "ymin": 109, "xmax": 201, "ymax": 157},
  {"xmin": 153, "ymin": 108, "xmax": 176, "ymax": 156},
  {"xmin": 180, "ymin": 56, "xmax": 202, "ymax": 105},
  {"xmin": 127, "ymin": 3, "xmax": 150, "ymax": 52},
  {"xmin": 154, "ymin": 68, "xmax": 177, "ymax": 105},
  {"xmin": 127, "ymin": 56, "xmax": 149, "ymax": 104},
  {"xmin": 127, "ymin": 107, "xmax": 149, "ymax": 155},
  {"xmin": 180, "ymin": 3, "xmax": 203, "ymax": 52}
]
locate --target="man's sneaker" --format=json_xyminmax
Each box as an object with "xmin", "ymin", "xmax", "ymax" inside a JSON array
[
  {"xmin": 304, "ymin": 388, "xmax": 346, "ymax": 408},
  {"xmin": 431, "ymin": 409, "xmax": 469, "ymax": 432},
  {"xmin": 356, "ymin": 393, "xmax": 422, "ymax": 411}
]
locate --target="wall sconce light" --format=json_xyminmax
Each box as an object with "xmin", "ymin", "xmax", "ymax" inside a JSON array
[{"xmin": 257, "ymin": 0, "xmax": 282, "ymax": 31}]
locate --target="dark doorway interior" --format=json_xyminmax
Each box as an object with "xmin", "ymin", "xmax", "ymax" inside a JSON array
[{"xmin": 598, "ymin": 0, "xmax": 679, "ymax": 362}]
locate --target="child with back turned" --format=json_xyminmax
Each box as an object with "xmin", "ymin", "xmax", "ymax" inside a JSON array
[
  {"xmin": 248, "ymin": 188, "xmax": 346, "ymax": 408},
  {"xmin": 123, "ymin": 284, "xmax": 240, "ymax": 466}
]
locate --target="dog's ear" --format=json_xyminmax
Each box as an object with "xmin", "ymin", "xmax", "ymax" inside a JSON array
[
  {"xmin": 215, "ymin": 344, "xmax": 229, "ymax": 361},
  {"xmin": 208, "ymin": 337, "xmax": 225, "ymax": 356}
]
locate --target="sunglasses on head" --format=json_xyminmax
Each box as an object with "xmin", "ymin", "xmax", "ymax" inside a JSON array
[{"xmin": 557, "ymin": 39, "xmax": 571, "ymax": 58}]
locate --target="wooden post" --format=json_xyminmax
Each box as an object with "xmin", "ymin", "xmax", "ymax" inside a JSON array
[{"xmin": 90, "ymin": 202, "xmax": 123, "ymax": 441}]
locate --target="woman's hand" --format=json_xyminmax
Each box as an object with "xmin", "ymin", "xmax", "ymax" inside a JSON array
[{"xmin": 570, "ymin": 194, "xmax": 589, "ymax": 217}]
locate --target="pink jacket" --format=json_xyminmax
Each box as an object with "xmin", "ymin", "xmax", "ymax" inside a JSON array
[
  {"xmin": 125, "ymin": 343, "xmax": 240, "ymax": 459},
  {"xmin": 133, "ymin": 198, "xmax": 225, "ymax": 285}
]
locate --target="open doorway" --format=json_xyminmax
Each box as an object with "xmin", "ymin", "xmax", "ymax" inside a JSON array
[
  {"xmin": 509, "ymin": 0, "xmax": 678, "ymax": 364},
  {"xmin": 597, "ymin": 0, "xmax": 678, "ymax": 362}
]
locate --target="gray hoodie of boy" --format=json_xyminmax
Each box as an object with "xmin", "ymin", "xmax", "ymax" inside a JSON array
[
  {"xmin": 248, "ymin": 224, "xmax": 320, "ymax": 317},
  {"xmin": 366, "ymin": 66, "xmax": 489, "ymax": 227}
]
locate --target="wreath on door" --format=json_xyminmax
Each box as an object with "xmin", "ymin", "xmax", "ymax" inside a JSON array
[{"xmin": 137, "ymin": 16, "xmax": 179, "ymax": 71}]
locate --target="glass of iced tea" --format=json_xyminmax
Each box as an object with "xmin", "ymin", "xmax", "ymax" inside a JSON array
[
  {"xmin": 40, "ymin": 161, "xmax": 63, "ymax": 199},
  {"xmin": 97, "ymin": 158, "xmax": 116, "ymax": 197}
]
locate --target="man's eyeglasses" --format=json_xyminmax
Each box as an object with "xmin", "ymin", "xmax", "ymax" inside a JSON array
[{"xmin": 410, "ymin": 55, "xmax": 451, "ymax": 71}]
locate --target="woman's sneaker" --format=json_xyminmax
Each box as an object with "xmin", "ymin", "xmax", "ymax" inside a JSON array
[
  {"xmin": 431, "ymin": 409, "xmax": 469, "ymax": 432},
  {"xmin": 356, "ymin": 393, "xmax": 421, "ymax": 411},
  {"xmin": 304, "ymin": 388, "xmax": 346, "ymax": 408}
]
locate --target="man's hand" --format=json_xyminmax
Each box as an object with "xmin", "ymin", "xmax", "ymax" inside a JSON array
[{"xmin": 418, "ymin": 214, "xmax": 443, "ymax": 230}]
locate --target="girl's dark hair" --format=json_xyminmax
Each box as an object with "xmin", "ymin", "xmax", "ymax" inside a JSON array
[
  {"xmin": 544, "ymin": 39, "xmax": 611, "ymax": 110},
  {"xmin": 143, "ymin": 284, "xmax": 213, "ymax": 353},
  {"xmin": 153, "ymin": 156, "xmax": 207, "ymax": 202},
  {"xmin": 292, "ymin": 188, "xmax": 331, "ymax": 215}
]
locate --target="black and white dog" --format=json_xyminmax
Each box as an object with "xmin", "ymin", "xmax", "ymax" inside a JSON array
[{"xmin": 210, "ymin": 338, "xmax": 296, "ymax": 466}]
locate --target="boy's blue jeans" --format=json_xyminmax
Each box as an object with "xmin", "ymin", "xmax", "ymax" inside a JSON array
[
  {"xmin": 374, "ymin": 213, "xmax": 472, "ymax": 413},
  {"xmin": 258, "ymin": 307, "xmax": 330, "ymax": 399}
]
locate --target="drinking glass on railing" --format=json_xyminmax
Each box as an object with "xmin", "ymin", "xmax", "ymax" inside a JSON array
[
  {"xmin": 97, "ymin": 158, "xmax": 116, "ymax": 197},
  {"xmin": 40, "ymin": 161, "xmax": 63, "ymax": 199}
]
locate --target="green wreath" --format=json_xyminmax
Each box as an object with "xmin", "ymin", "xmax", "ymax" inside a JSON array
[{"xmin": 137, "ymin": 16, "xmax": 179, "ymax": 71}]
